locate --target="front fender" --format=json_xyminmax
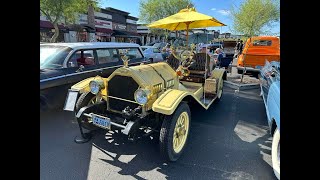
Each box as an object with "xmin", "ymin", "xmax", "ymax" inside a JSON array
[
  {"xmin": 152, "ymin": 89, "xmax": 196, "ymax": 115},
  {"xmin": 70, "ymin": 76, "xmax": 107, "ymax": 95}
]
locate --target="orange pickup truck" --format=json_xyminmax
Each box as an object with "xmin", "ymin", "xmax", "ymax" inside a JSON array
[{"xmin": 237, "ymin": 36, "xmax": 280, "ymax": 74}]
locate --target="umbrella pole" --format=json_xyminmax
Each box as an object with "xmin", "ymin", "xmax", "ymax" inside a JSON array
[
  {"xmin": 186, "ymin": 22, "xmax": 191, "ymax": 46},
  {"xmin": 186, "ymin": 25, "xmax": 189, "ymax": 45}
]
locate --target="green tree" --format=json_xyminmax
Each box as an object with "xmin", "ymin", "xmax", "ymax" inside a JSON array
[
  {"xmin": 139, "ymin": 0, "xmax": 193, "ymax": 39},
  {"xmin": 40, "ymin": 0, "xmax": 97, "ymax": 42},
  {"xmin": 230, "ymin": 0, "xmax": 279, "ymax": 37}
]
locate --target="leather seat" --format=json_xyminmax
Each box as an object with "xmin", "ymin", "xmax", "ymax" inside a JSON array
[
  {"xmin": 181, "ymin": 53, "xmax": 215, "ymax": 83},
  {"xmin": 166, "ymin": 54, "xmax": 180, "ymax": 70},
  {"xmin": 189, "ymin": 53, "xmax": 211, "ymax": 76}
]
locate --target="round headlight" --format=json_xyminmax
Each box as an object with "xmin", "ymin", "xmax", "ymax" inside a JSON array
[
  {"xmin": 134, "ymin": 89, "xmax": 150, "ymax": 105},
  {"xmin": 89, "ymin": 79, "xmax": 104, "ymax": 95}
]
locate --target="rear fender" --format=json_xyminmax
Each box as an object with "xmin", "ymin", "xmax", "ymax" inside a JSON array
[
  {"xmin": 212, "ymin": 68, "xmax": 226, "ymax": 81},
  {"xmin": 211, "ymin": 68, "xmax": 226, "ymax": 93}
]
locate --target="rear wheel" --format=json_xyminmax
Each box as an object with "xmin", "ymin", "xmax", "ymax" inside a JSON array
[
  {"xmin": 149, "ymin": 58, "xmax": 154, "ymax": 63},
  {"xmin": 75, "ymin": 92, "xmax": 102, "ymax": 131},
  {"xmin": 272, "ymin": 128, "xmax": 280, "ymax": 179},
  {"xmin": 216, "ymin": 78, "xmax": 224, "ymax": 102},
  {"xmin": 159, "ymin": 102, "xmax": 191, "ymax": 161}
]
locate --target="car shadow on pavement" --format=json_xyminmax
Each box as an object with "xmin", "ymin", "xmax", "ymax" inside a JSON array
[
  {"xmin": 85, "ymin": 87, "xmax": 277, "ymax": 180},
  {"xmin": 40, "ymin": 110, "xmax": 93, "ymax": 180}
]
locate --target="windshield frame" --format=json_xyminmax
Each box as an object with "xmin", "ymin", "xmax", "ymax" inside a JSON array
[{"xmin": 40, "ymin": 45, "xmax": 73, "ymax": 69}]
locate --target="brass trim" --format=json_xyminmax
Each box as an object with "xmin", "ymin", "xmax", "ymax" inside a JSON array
[{"xmin": 108, "ymin": 96, "xmax": 139, "ymax": 104}]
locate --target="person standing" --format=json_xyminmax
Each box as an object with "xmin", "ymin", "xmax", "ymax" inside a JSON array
[
  {"xmin": 234, "ymin": 39, "xmax": 241, "ymax": 58},
  {"xmin": 215, "ymin": 48, "xmax": 224, "ymax": 68},
  {"xmin": 239, "ymin": 40, "xmax": 244, "ymax": 54}
]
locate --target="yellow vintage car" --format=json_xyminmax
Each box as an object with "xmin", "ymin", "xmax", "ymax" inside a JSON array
[{"xmin": 64, "ymin": 52, "xmax": 226, "ymax": 161}]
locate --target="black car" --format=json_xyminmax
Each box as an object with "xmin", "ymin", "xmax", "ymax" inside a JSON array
[{"xmin": 40, "ymin": 42, "xmax": 148, "ymax": 111}]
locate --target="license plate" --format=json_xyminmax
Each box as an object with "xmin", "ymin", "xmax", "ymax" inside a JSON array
[
  {"xmin": 92, "ymin": 115, "xmax": 111, "ymax": 129},
  {"xmin": 63, "ymin": 90, "xmax": 78, "ymax": 111}
]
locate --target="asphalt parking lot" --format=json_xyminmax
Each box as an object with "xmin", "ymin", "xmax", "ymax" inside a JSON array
[{"xmin": 40, "ymin": 86, "xmax": 277, "ymax": 180}]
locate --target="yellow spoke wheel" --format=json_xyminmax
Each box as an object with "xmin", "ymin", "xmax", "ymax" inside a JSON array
[
  {"xmin": 173, "ymin": 112, "xmax": 189, "ymax": 153},
  {"xmin": 159, "ymin": 102, "xmax": 191, "ymax": 162}
]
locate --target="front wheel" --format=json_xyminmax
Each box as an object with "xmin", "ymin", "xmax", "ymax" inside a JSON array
[
  {"xmin": 272, "ymin": 128, "xmax": 280, "ymax": 179},
  {"xmin": 159, "ymin": 102, "xmax": 191, "ymax": 161},
  {"xmin": 75, "ymin": 92, "xmax": 102, "ymax": 131}
]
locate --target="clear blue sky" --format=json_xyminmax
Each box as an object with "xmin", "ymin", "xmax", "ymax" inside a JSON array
[{"xmin": 100, "ymin": 0, "xmax": 280, "ymax": 35}]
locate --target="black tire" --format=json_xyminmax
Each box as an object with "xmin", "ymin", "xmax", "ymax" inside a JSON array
[
  {"xmin": 272, "ymin": 128, "xmax": 280, "ymax": 179},
  {"xmin": 149, "ymin": 58, "xmax": 154, "ymax": 63},
  {"xmin": 75, "ymin": 92, "xmax": 100, "ymax": 131},
  {"xmin": 159, "ymin": 102, "xmax": 191, "ymax": 161},
  {"xmin": 237, "ymin": 69, "xmax": 243, "ymax": 74}
]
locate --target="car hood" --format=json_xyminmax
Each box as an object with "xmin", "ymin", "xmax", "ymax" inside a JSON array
[{"xmin": 40, "ymin": 68, "xmax": 65, "ymax": 81}]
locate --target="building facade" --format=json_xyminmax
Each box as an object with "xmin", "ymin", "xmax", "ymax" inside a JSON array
[{"xmin": 40, "ymin": 7, "xmax": 139, "ymax": 43}]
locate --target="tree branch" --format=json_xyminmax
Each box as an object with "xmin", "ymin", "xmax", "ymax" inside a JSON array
[{"xmin": 40, "ymin": 8, "xmax": 53, "ymax": 22}]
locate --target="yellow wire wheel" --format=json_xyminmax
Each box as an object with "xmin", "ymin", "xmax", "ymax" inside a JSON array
[
  {"xmin": 173, "ymin": 112, "xmax": 189, "ymax": 153},
  {"xmin": 159, "ymin": 102, "xmax": 191, "ymax": 161}
]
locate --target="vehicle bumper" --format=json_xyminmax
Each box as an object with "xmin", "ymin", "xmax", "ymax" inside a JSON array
[
  {"xmin": 75, "ymin": 102, "xmax": 136, "ymax": 135},
  {"xmin": 237, "ymin": 66, "xmax": 261, "ymax": 72}
]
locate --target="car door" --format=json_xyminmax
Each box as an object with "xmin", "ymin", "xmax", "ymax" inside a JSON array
[
  {"xmin": 65, "ymin": 49, "xmax": 100, "ymax": 85},
  {"xmin": 95, "ymin": 48, "xmax": 122, "ymax": 77}
]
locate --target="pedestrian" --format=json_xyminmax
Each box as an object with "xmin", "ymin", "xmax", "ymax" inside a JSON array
[
  {"xmin": 239, "ymin": 40, "xmax": 244, "ymax": 54},
  {"xmin": 234, "ymin": 39, "xmax": 241, "ymax": 58},
  {"xmin": 215, "ymin": 48, "xmax": 224, "ymax": 67}
]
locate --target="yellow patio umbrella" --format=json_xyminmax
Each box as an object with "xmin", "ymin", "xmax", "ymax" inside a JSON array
[{"xmin": 147, "ymin": 7, "xmax": 226, "ymax": 45}]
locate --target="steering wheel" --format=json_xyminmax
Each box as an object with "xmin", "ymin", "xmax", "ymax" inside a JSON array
[{"xmin": 171, "ymin": 44, "xmax": 196, "ymax": 77}]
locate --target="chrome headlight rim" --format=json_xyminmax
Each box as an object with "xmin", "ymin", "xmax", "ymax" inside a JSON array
[
  {"xmin": 89, "ymin": 79, "xmax": 105, "ymax": 95},
  {"xmin": 134, "ymin": 88, "xmax": 150, "ymax": 105}
]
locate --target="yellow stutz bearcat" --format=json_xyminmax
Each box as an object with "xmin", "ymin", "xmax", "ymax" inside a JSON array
[{"xmin": 64, "ymin": 53, "xmax": 226, "ymax": 162}]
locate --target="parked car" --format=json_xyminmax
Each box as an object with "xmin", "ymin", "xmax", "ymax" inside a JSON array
[
  {"xmin": 237, "ymin": 36, "xmax": 280, "ymax": 75},
  {"xmin": 259, "ymin": 61, "xmax": 280, "ymax": 179},
  {"xmin": 64, "ymin": 52, "xmax": 227, "ymax": 162},
  {"xmin": 153, "ymin": 42, "xmax": 166, "ymax": 50},
  {"xmin": 141, "ymin": 46, "xmax": 164, "ymax": 63},
  {"xmin": 40, "ymin": 42, "xmax": 149, "ymax": 111}
]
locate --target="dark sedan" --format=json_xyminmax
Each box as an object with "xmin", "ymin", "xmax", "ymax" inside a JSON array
[{"xmin": 40, "ymin": 42, "xmax": 148, "ymax": 111}]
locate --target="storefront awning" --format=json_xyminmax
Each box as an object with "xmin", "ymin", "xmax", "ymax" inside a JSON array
[
  {"xmin": 40, "ymin": 20, "xmax": 66, "ymax": 29},
  {"xmin": 112, "ymin": 30, "xmax": 140, "ymax": 38},
  {"xmin": 96, "ymin": 28, "xmax": 114, "ymax": 36}
]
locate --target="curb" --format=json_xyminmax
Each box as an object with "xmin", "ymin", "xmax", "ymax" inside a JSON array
[{"xmin": 224, "ymin": 80, "xmax": 260, "ymax": 90}]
